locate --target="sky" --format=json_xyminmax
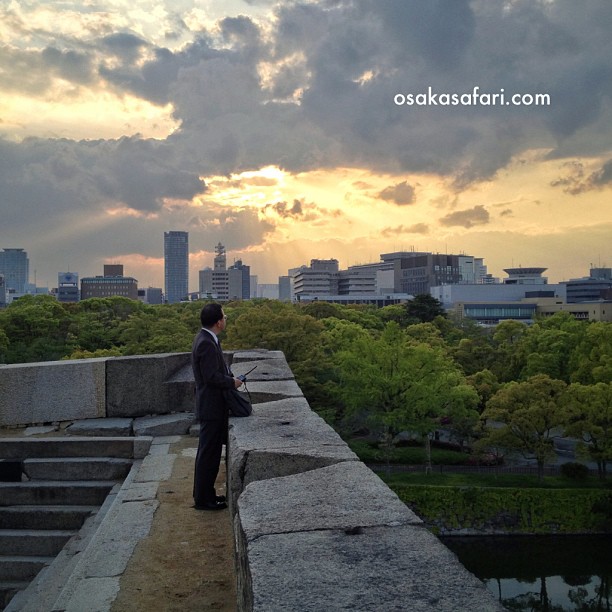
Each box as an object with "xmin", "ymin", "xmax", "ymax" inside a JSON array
[{"xmin": 1, "ymin": 0, "xmax": 611, "ymax": 291}]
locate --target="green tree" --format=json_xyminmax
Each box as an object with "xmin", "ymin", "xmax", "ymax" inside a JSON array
[
  {"xmin": 336, "ymin": 322, "xmax": 479, "ymax": 471},
  {"xmin": 0, "ymin": 327, "xmax": 9, "ymax": 363},
  {"xmin": 405, "ymin": 294, "xmax": 446, "ymax": 323},
  {"xmin": 466, "ymin": 369, "xmax": 500, "ymax": 414},
  {"xmin": 224, "ymin": 304, "xmax": 324, "ymax": 363},
  {"xmin": 378, "ymin": 304, "xmax": 413, "ymax": 328},
  {"xmin": 564, "ymin": 382, "xmax": 612, "ymax": 479},
  {"xmin": 569, "ymin": 322, "xmax": 612, "ymax": 384},
  {"xmin": 491, "ymin": 319, "xmax": 529, "ymax": 381},
  {"xmin": 0, "ymin": 294, "xmax": 74, "ymax": 362},
  {"xmin": 116, "ymin": 309, "xmax": 193, "ymax": 355},
  {"xmin": 480, "ymin": 374, "xmax": 568, "ymax": 481},
  {"xmin": 518, "ymin": 313, "xmax": 585, "ymax": 382}
]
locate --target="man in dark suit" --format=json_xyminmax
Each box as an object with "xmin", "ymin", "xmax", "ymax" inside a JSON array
[{"xmin": 192, "ymin": 303, "xmax": 243, "ymax": 511}]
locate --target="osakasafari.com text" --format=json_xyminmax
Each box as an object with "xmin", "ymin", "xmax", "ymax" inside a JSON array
[{"xmin": 394, "ymin": 86, "xmax": 551, "ymax": 107}]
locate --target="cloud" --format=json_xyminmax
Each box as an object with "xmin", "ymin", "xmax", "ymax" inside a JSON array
[
  {"xmin": 439, "ymin": 205, "xmax": 490, "ymax": 229},
  {"xmin": 589, "ymin": 158, "xmax": 612, "ymax": 187},
  {"xmin": 551, "ymin": 158, "xmax": 612, "ymax": 194},
  {"xmin": 378, "ymin": 181, "xmax": 415, "ymax": 205},
  {"xmin": 2, "ymin": 0, "xmax": 612, "ymax": 286},
  {"xmin": 266, "ymin": 199, "xmax": 304, "ymax": 218},
  {"xmin": 381, "ymin": 223, "xmax": 429, "ymax": 237}
]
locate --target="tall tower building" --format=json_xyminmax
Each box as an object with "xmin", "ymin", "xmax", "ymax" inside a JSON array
[
  {"xmin": 198, "ymin": 243, "xmax": 249, "ymax": 300},
  {"xmin": 0, "ymin": 248, "xmax": 29, "ymax": 293},
  {"xmin": 164, "ymin": 231, "xmax": 189, "ymax": 304}
]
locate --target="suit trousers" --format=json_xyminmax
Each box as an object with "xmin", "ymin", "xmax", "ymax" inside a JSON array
[{"xmin": 193, "ymin": 418, "xmax": 227, "ymax": 505}]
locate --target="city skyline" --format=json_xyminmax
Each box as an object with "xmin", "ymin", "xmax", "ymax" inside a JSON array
[
  {"xmin": 0, "ymin": 1, "xmax": 611, "ymax": 290},
  {"xmin": 1, "ymin": 241, "xmax": 607, "ymax": 296}
]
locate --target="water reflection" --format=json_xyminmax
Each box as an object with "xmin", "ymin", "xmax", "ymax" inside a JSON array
[{"xmin": 441, "ymin": 535, "xmax": 612, "ymax": 611}]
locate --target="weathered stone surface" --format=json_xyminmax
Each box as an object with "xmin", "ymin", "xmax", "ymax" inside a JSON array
[
  {"xmin": 105, "ymin": 353, "xmax": 191, "ymax": 417},
  {"xmin": 231, "ymin": 359, "xmax": 294, "ymax": 382},
  {"xmin": 23, "ymin": 426, "xmax": 56, "ymax": 436},
  {"xmin": 23, "ymin": 457, "xmax": 132, "ymax": 481},
  {"xmin": 61, "ymin": 576, "xmax": 120, "ymax": 612},
  {"xmin": 132, "ymin": 454, "xmax": 176, "ymax": 483},
  {"xmin": 133, "ymin": 413, "xmax": 194, "ymax": 437},
  {"xmin": 230, "ymin": 349, "xmax": 285, "ymax": 362},
  {"xmin": 0, "ymin": 359, "xmax": 106, "ymax": 426},
  {"xmin": 244, "ymin": 526, "xmax": 503, "ymax": 612},
  {"xmin": 239, "ymin": 380, "xmax": 303, "ymax": 403},
  {"xmin": 66, "ymin": 418, "xmax": 133, "ymax": 437},
  {"xmin": 163, "ymin": 363, "xmax": 195, "ymax": 413},
  {"xmin": 238, "ymin": 462, "xmax": 422, "ymax": 540},
  {"xmin": 228, "ymin": 398, "xmax": 357, "ymax": 509}
]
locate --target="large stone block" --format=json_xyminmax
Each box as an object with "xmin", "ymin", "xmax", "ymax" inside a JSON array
[
  {"xmin": 228, "ymin": 397, "xmax": 357, "ymax": 509},
  {"xmin": 231, "ymin": 358, "xmax": 295, "ymax": 382},
  {"xmin": 105, "ymin": 353, "xmax": 191, "ymax": 418},
  {"xmin": 0, "ymin": 359, "xmax": 106, "ymax": 427},
  {"xmin": 243, "ymin": 526, "xmax": 503, "ymax": 612},
  {"xmin": 235, "ymin": 463, "xmax": 501, "ymax": 611}
]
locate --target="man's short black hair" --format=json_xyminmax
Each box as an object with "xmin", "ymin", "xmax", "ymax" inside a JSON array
[{"xmin": 200, "ymin": 303, "xmax": 224, "ymax": 328}]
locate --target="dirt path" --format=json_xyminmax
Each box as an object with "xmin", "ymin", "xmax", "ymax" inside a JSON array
[{"xmin": 111, "ymin": 437, "xmax": 237, "ymax": 611}]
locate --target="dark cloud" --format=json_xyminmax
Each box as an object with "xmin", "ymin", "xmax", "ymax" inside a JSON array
[
  {"xmin": 439, "ymin": 205, "xmax": 490, "ymax": 229},
  {"xmin": 590, "ymin": 158, "xmax": 612, "ymax": 187},
  {"xmin": 265, "ymin": 199, "xmax": 304, "ymax": 218},
  {"xmin": 378, "ymin": 181, "xmax": 415, "ymax": 205},
  {"xmin": 551, "ymin": 158, "xmax": 612, "ymax": 194}
]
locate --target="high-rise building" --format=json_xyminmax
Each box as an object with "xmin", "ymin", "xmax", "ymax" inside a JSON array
[
  {"xmin": 380, "ymin": 252, "xmax": 464, "ymax": 294},
  {"xmin": 104, "ymin": 264, "xmax": 124, "ymax": 277},
  {"xmin": 278, "ymin": 276, "xmax": 291, "ymax": 301},
  {"xmin": 138, "ymin": 287, "xmax": 164, "ymax": 305},
  {"xmin": 0, "ymin": 274, "xmax": 6, "ymax": 308},
  {"xmin": 292, "ymin": 259, "xmax": 339, "ymax": 298},
  {"xmin": 199, "ymin": 243, "xmax": 248, "ymax": 300},
  {"xmin": 563, "ymin": 266, "xmax": 612, "ymax": 303},
  {"xmin": 57, "ymin": 272, "xmax": 79, "ymax": 303},
  {"xmin": 229, "ymin": 259, "xmax": 251, "ymax": 300},
  {"xmin": 0, "ymin": 248, "xmax": 29, "ymax": 293},
  {"xmin": 81, "ymin": 273, "xmax": 138, "ymax": 300},
  {"xmin": 164, "ymin": 231, "xmax": 189, "ymax": 304}
]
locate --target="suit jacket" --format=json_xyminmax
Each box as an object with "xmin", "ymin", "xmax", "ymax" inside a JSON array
[{"xmin": 191, "ymin": 329, "xmax": 235, "ymax": 421}]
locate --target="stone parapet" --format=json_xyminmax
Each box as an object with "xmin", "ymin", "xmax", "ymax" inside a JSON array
[
  {"xmin": 0, "ymin": 353, "xmax": 192, "ymax": 427},
  {"xmin": 105, "ymin": 352, "xmax": 192, "ymax": 417},
  {"xmin": 1, "ymin": 349, "xmax": 504, "ymax": 611},
  {"xmin": 228, "ymin": 352, "xmax": 504, "ymax": 612},
  {"xmin": 0, "ymin": 359, "xmax": 107, "ymax": 427}
]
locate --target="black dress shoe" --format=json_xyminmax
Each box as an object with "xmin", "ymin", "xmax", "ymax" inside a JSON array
[
  {"xmin": 193, "ymin": 500, "xmax": 228, "ymax": 511},
  {"xmin": 216, "ymin": 495, "xmax": 226, "ymax": 503}
]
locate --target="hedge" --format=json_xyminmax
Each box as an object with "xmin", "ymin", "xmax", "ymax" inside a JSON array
[{"xmin": 391, "ymin": 485, "xmax": 612, "ymax": 535}]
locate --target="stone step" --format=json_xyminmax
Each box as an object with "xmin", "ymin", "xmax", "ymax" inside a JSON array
[
  {"xmin": 0, "ymin": 505, "xmax": 98, "ymax": 530},
  {"xmin": 0, "ymin": 581, "xmax": 30, "ymax": 610},
  {"xmin": 23, "ymin": 457, "xmax": 132, "ymax": 481},
  {"xmin": 0, "ymin": 437, "xmax": 142, "ymax": 460},
  {"xmin": 0, "ymin": 482, "xmax": 116, "ymax": 507},
  {"xmin": 0, "ymin": 556, "xmax": 53, "ymax": 582},
  {"xmin": 0, "ymin": 530, "xmax": 75, "ymax": 557}
]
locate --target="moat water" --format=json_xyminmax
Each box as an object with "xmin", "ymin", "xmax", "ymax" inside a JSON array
[{"xmin": 441, "ymin": 535, "xmax": 612, "ymax": 611}]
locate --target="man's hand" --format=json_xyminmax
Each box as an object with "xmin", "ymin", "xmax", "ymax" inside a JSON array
[{"xmin": 233, "ymin": 377, "xmax": 244, "ymax": 389}]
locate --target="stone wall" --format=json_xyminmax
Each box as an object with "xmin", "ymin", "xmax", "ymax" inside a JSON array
[
  {"xmin": 0, "ymin": 353, "xmax": 191, "ymax": 427},
  {"xmin": 227, "ymin": 350, "xmax": 503, "ymax": 611},
  {"xmin": 0, "ymin": 350, "xmax": 503, "ymax": 611}
]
